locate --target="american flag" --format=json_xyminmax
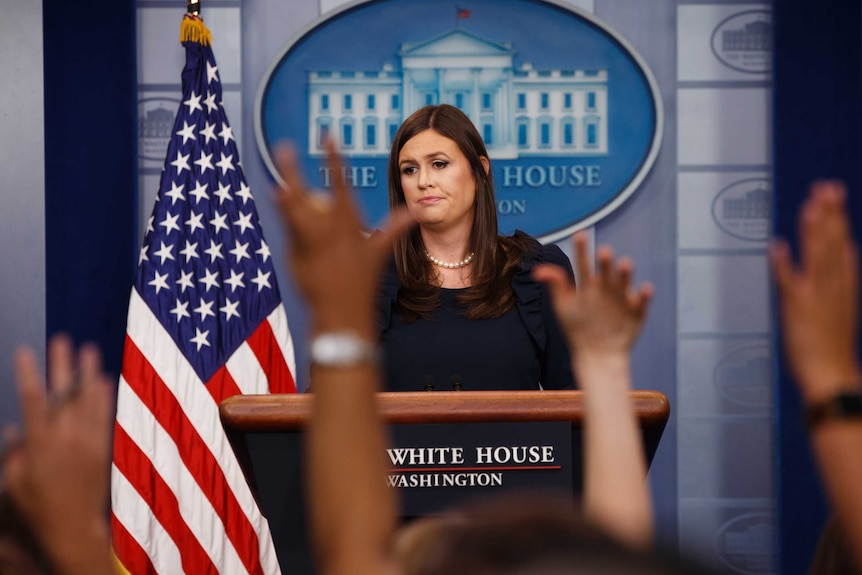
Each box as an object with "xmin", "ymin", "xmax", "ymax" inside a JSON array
[{"xmin": 111, "ymin": 15, "xmax": 295, "ymax": 574}]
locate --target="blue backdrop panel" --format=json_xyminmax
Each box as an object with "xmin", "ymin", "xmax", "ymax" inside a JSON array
[
  {"xmin": 773, "ymin": 1, "xmax": 862, "ymax": 572},
  {"xmin": 43, "ymin": 0, "xmax": 138, "ymax": 378}
]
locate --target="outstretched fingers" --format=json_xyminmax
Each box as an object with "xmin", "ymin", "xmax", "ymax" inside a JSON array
[
  {"xmin": 595, "ymin": 245, "xmax": 615, "ymax": 288},
  {"xmin": 368, "ymin": 207, "xmax": 415, "ymax": 260},
  {"xmin": 323, "ymin": 139, "xmax": 359, "ymax": 227},
  {"xmin": 628, "ymin": 282, "xmax": 654, "ymax": 320},
  {"xmin": 769, "ymin": 239, "xmax": 797, "ymax": 296},
  {"xmin": 273, "ymin": 144, "xmax": 309, "ymax": 225},
  {"xmin": 76, "ymin": 343, "xmax": 114, "ymax": 437},
  {"xmin": 532, "ymin": 262, "xmax": 575, "ymax": 304},
  {"xmin": 573, "ymin": 231, "xmax": 593, "ymax": 284},
  {"xmin": 13, "ymin": 346, "xmax": 47, "ymax": 441}
]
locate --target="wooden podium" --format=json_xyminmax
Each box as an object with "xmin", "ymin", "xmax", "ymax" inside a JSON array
[{"xmin": 220, "ymin": 390, "xmax": 669, "ymax": 574}]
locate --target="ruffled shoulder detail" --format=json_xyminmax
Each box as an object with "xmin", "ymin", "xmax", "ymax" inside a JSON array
[{"xmin": 511, "ymin": 230, "xmax": 546, "ymax": 353}]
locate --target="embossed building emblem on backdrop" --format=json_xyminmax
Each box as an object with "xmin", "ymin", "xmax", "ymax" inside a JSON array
[
  {"xmin": 711, "ymin": 10, "xmax": 772, "ymax": 74},
  {"xmin": 138, "ymin": 97, "xmax": 183, "ymax": 162},
  {"xmin": 715, "ymin": 512, "xmax": 775, "ymax": 574},
  {"xmin": 256, "ymin": 0, "xmax": 662, "ymax": 242},
  {"xmin": 713, "ymin": 345, "xmax": 772, "ymax": 409},
  {"xmin": 711, "ymin": 178, "xmax": 771, "ymax": 242}
]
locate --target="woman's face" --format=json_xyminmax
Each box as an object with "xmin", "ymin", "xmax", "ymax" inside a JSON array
[{"xmin": 397, "ymin": 129, "xmax": 487, "ymax": 235}]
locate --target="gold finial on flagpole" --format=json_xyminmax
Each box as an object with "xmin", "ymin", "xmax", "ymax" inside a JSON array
[{"xmin": 181, "ymin": 0, "xmax": 211, "ymax": 45}]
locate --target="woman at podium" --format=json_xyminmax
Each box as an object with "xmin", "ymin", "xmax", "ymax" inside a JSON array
[{"xmin": 377, "ymin": 104, "xmax": 576, "ymax": 392}]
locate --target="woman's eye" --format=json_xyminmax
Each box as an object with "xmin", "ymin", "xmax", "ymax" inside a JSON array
[
  {"xmin": 401, "ymin": 166, "xmax": 417, "ymax": 175},
  {"xmin": 432, "ymin": 160, "xmax": 448, "ymax": 169}
]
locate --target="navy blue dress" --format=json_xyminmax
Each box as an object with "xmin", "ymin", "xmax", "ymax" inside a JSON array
[{"xmin": 377, "ymin": 233, "xmax": 576, "ymax": 392}]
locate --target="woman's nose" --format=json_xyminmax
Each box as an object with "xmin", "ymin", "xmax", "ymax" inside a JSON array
[{"xmin": 417, "ymin": 167, "xmax": 433, "ymax": 189}]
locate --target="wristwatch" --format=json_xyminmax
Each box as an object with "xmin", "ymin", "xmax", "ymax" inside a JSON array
[
  {"xmin": 310, "ymin": 331, "xmax": 380, "ymax": 368},
  {"xmin": 805, "ymin": 391, "xmax": 862, "ymax": 427}
]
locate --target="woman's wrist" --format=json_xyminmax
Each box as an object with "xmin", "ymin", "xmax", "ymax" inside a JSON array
[
  {"xmin": 573, "ymin": 349, "xmax": 632, "ymax": 389},
  {"xmin": 797, "ymin": 362, "xmax": 862, "ymax": 406},
  {"xmin": 311, "ymin": 308, "xmax": 376, "ymax": 341},
  {"xmin": 310, "ymin": 331, "xmax": 380, "ymax": 369}
]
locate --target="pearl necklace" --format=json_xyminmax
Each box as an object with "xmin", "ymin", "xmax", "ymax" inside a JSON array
[{"xmin": 425, "ymin": 250, "xmax": 475, "ymax": 269}]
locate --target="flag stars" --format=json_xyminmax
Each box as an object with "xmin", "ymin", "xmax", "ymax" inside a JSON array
[
  {"xmin": 170, "ymin": 298, "xmax": 190, "ymax": 322},
  {"xmin": 256, "ymin": 240, "xmax": 271, "ymax": 263},
  {"xmin": 176, "ymin": 121, "xmax": 196, "ymax": 145},
  {"xmin": 189, "ymin": 181, "xmax": 209, "ymax": 204},
  {"xmin": 251, "ymin": 269, "xmax": 272, "ymax": 292},
  {"xmin": 190, "ymin": 327, "xmax": 211, "ymax": 351},
  {"xmin": 185, "ymin": 211, "xmax": 204, "ymax": 234},
  {"xmin": 164, "ymin": 182, "xmax": 185, "ymax": 205},
  {"xmin": 176, "ymin": 270, "xmax": 194, "ymax": 292},
  {"xmin": 200, "ymin": 120, "xmax": 217, "ymax": 145},
  {"xmin": 216, "ymin": 152, "xmax": 235, "ymax": 175},
  {"xmin": 229, "ymin": 240, "xmax": 250, "ymax": 263},
  {"xmin": 179, "ymin": 240, "xmax": 199, "ymax": 262},
  {"xmin": 159, "ymin": 212, "xmax": 181, "ymax": 235},
  {"xmin": 214, "ymin": 182, "xmax": 232, "ymax": 205},
  {"xmin": 153, "ymin": 241, "xmax": 175, "ymax": 264},
  {"xmin": 206, "ymin": 61, "xmax": 219, "ymax": 85},
  {"xmin": 199, "ymin": 268, "xmax": 220, "ymax": 292},
  {"xmin": 183, "ymin": 91, "xmax": 203, "ymax": 114},
  {"xmin": 236, "ymin": 182, "xmax": 253, "ymax": 204},
  {"xmin": 234, "ymin": 212, "xmax": 255, "ymax": 235},
  {"xmin": 220, "ymin": 298, "xmax": 240, "ymax": 321},
  {"xmin": 195, "ymin": 151, "xmax": 214, "ymax": 175},
  {"xmin": 146, "ymin": 215, "xmax": 155, "ymax": 234},
  {"xmin": 203, "ymin": 91, "xmax": 218, "ymax": 114},
  {"xmin": 224, "ymin": 269, "xmax": 245, "ymax": 292},
  {"xmin": 210, "ymin": 211, "xmax": 229, "ymax": 234},
  {"xmin": 205, "ymin": 240, "xmax": 224, "ymax": 262},
  {"xmin": 138, "ymin": 245, "xmax": 149, "ymax": 264},
  {"xmin": 148, "ymin": 271, "xmax": 170, "ymax": 294},
  {"xmin": 170, "ymin": 151, "xmax": 190, "ymax": 175},
  {"xmin": 218, "ymin": 123, "xmax": 234, "ymax": 145},
  {"xmin": 193, "ymin": 299, "xmax": 215, "ymax": 321}
]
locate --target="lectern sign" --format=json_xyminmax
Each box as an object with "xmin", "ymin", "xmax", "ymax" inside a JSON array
[{"xmin": 389, "ymin": 421, "xmax": 573, "ymax": 516}]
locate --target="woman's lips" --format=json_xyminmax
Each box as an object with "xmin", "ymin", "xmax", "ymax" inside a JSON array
[{"xmin": 418, "ymin": 196, "xmax": 441, "ymax": 205}]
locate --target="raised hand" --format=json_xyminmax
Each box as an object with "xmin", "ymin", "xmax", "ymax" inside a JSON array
[
  {"xmin": 533, "ymin": 232, "xmax": 653, "ymax": 360},
  {"xmin": 271, "ymin": 141, "xmax": 412, "ymax": 575},
  {"xmin": 3, "ymin": 334, "xmax": 114, "ymax": 575},
  {"xmin": 771, "ymin": 180, "xmax": 861, "ymax": 403},
  {"xmin": 533, "ymin": 231, "xmax": 655, "ymax": 548},
  {"xmin": 272, "ymin": 140, "xmax": 413, "ymax": 338}
]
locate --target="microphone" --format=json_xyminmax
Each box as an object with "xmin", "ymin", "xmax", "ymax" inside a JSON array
[
  {"xmin": 424, "ymin": 375, "xmax": 435, "ymax": 391},
  {"xmin": 452, "ymin": 373, "xmax": 462, "ymax": 391}
]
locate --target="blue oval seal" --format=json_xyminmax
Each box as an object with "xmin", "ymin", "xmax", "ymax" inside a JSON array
[
  {"xmin": 256, "ymin": 0, "xmax": 663, "ymax": 242},
  {"xmin": 710, "ymin": 10, "xmax": 771, "ymax": 74},
  {"xmin": 710, "ymin": 177, "xmax": 771, "ymax": 242}
]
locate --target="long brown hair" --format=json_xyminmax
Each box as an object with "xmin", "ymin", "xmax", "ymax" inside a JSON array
[{"xmin": 388, "ymin": 104, "xmax": 532, "ymax": 321}]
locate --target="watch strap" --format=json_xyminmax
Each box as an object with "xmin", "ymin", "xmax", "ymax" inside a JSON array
[
  {"xmin": 310, "ymin": 331, "xmax": 380, "ymax": 368},
  {"xmin": 805, "ymin": 391, "xmax": 862, "ymax": 428}
]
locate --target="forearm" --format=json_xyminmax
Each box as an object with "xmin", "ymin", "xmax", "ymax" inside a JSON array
[
  {"xmin": 42, "ymin": 521, "xmax": 114, "ymax": 575},
  {"xmin": 800, "ymin": 365, "xmax": 862, "ymax": 572},
  {"xmin": 576, "ymin": 351, "xmax": 653, "ymax": 549},
  {"xmin": 808, "ymin": 421, "xmax": 862, "ymax": 572},
  {"xmin": 305, "ymin": 320, "xmax": 397, "ymax": 575}
]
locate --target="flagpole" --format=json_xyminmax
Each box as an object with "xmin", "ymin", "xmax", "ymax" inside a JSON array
[{"xmin": 187, "ymin": 0, "xmax": 200, "ymax": 15}]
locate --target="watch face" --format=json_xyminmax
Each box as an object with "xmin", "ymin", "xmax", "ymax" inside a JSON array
[{"xmin": 838, "ymin": 393, "xmax": 862, "ymax": 414}]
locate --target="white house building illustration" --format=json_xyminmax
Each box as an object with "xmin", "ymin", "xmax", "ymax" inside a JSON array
[{"xmin": 306, "ymin": 29, "xmax": 608, "ymax": 159}]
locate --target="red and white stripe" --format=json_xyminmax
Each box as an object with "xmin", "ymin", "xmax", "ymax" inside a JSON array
[{"xmin": 111, "ymin": 288, "xmax": 295, "ymax": 574}]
